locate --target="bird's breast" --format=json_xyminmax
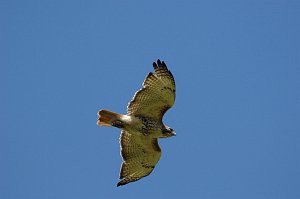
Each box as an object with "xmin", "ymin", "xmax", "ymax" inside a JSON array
[{"xmin": 121, "ymin": 115, "xmax": 162, "ymax": 137}]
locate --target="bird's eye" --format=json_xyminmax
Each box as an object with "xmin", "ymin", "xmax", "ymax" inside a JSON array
[
  {"xmin": 169, "ymin": 128, "xmax": 173, "ymax": 131},
  {"xmin": 162, "ymin": 129, "xmax": 169, "ymax": 134}
]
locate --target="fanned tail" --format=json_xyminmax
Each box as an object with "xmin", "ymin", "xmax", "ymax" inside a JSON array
[{"xmin": 97, "ymin": 110, "xmax": 124, "ymax": 127}]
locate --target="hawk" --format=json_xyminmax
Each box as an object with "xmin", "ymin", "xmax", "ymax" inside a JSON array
[{"xmin": 97, "ymin": 59, "xmax": 176, "ymax": 186}]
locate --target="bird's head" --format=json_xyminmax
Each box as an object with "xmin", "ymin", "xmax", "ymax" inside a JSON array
[{"xmin": 161, "ymin": 126, "xmax": 176, "ymax": 138}]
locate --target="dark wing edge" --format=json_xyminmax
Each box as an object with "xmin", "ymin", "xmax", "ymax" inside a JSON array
[
  {"xmin": 117, "ymin": 131, "xmax": 162, "ymax": 187},
  {"xmin": 152, "ymin": 59, "xmax": 176, "ymax": 90}
]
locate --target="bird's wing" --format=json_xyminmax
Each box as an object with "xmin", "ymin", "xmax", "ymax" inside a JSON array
[
  {"xmin": 117, "ymin": 130, "xmax": 162, "ymax": 186},
  {"xmin": 127, "ymin": 59, "xmax": 176, "ymax": 120}
]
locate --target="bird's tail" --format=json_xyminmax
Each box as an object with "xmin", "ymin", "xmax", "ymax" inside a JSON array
[{"xmin": 97, "ymin": 110, "xmax": 124, "ymax": 127}]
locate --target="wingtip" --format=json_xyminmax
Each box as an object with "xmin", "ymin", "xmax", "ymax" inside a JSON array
[
  {"xmin": 116, "ymin": 181, "xmax": 125, "ymax": 187},
  {"xmin": 157, "ymin": 59, "xmax": 162, "ymax": 65},
  {"xmin": 153, "ymin": 62, "xmax": 158, "ymax": 68},
  {"xmin": 153, "ymin": 59, "xmax": 168, "ymax": 70}
]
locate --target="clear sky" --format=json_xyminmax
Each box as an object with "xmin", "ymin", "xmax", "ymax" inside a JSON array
[{"xmin": 1, "ymin": 0, "xmax": 300, "ymax": 198}]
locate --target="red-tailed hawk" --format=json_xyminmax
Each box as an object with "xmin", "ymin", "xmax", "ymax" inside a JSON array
[{"xmin": 97, "ymin": 59, "xmax": 176, "ymax": 186}]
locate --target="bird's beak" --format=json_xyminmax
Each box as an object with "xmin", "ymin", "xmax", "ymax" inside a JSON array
[{"xmin": 172, "ymin": 131, "xmax": 176, "ymax": 136}]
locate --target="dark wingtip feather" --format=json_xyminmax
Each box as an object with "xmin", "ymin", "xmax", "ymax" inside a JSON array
[
  {"xmin": 117, "ymin": 181, "xmax": 127, "ymax": 187},
  {"xmin": 153, "ymin": 59, "xmax": 169, "ymax": 70},
  {"xmin": 153, "ymin": 62, "xmax": 158, "ymax": 68},
  {"xmin": 157, "ymin": 59, "xmax": 162, "ymax": 65}
]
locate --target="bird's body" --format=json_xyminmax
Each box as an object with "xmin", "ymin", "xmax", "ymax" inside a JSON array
[
  {"xmin": 98, "ymin": 110, "xmax": 168, "ymax": 138},
  {"xmin": 97, "ymin": 59, "xmax": 176, "ymax": 186}
]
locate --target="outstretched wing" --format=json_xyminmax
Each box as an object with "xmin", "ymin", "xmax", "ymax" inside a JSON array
[
  {"xmin": 127, "ymin": 59, "xmax": 176, "ymax": 119},
  {"xmin": 118, "ymin": 130, "xmax": 161, "ymax": 186}
]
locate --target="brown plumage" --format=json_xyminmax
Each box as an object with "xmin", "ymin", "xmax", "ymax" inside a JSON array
[{"xmin": 97, "ymin": 59, "xmax": 176, "ymax": 186}]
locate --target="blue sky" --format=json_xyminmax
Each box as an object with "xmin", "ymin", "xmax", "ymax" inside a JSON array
[{"xmin": 1, "ymin": 0, "xmax": 300, "ymax": 198}]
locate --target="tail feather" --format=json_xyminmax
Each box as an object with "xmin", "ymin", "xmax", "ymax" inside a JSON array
[{"xmin": 97, "ymin": 110, "xmax": 124, "ymax": 127}]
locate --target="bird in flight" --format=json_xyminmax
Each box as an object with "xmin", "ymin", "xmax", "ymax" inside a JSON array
[{"xmin": 97, "ymin": 59, "xmax": 176, "ymax": 186}]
